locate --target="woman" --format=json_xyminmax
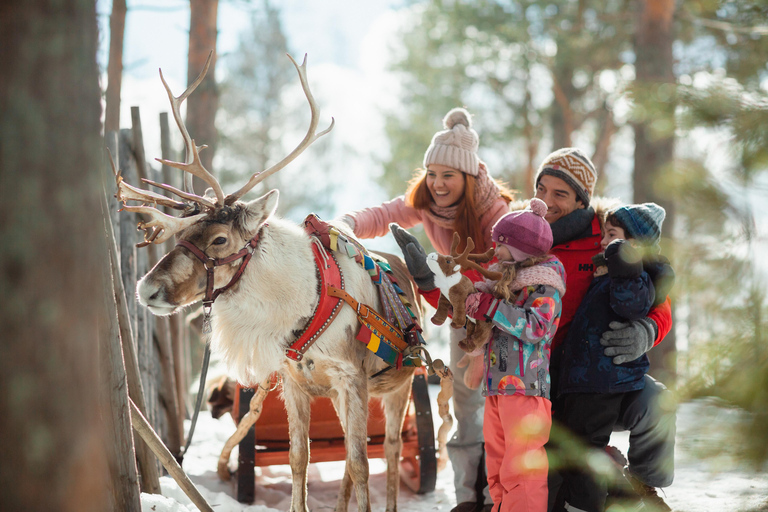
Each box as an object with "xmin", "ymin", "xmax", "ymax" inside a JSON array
[{"xmin": 343, "ymin": 107, "xmax": 515, "ymax": 512}]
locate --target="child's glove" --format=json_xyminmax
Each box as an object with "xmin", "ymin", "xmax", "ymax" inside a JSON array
[
  {"xmin": 465, "ymin": 292, "xmax": 499, "ymax": 321},
  {"xmin": 604, "ymin": 239, "xmax": 643, "ymax": 279},
  {"xmin": 600, "ymin": 318, "xmax": 657, "ymax": 364},
  {"xmin": 390, "ymin": 223, "xmax": 435, "ymax": 291}
]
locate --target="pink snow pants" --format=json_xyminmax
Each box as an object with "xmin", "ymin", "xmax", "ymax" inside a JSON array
[{"xmin": 483, "ymin": 395, "xmax": 552, "ymax": 512}]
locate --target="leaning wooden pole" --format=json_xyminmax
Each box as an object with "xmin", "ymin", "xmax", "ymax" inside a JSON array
[
  {"xmin": 130, "ymin": 400, "xmax": 214, "ymax": 512},
  {"xmin": 104, "ymin": 140, "xmax": 162, "ymax": 494}
]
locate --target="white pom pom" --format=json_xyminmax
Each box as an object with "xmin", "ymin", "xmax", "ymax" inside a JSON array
[
  {"xmin": 529, "ymin": 198, "xmax": 547, "ymax": 218},
  {"xmin": 443, "ymin": 108, "xmax": 472, "ymax": 130}
]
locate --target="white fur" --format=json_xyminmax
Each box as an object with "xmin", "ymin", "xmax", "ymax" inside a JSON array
[
  {"xmin": 136, "ymin": 195, "xmax": 414, "ymax": 512},
  {"xmin": 426, "ymin": 253, "xmax": 462, "ymax": 298}
]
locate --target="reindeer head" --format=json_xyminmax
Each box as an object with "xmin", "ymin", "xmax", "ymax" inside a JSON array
[
  {"xmin": 113, "ymin": 52, "xmax": 333, "ymax": 316},
  {"xmin": 426, "ymin": 233, "xmax": 502, "ymax": 293}
]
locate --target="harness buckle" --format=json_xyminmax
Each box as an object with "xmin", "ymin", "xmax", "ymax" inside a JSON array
[
  {"xmin": 285, "ymin": 348, "xmax": 303, "ymax": 362},
  {"xmin": 202, "ymin": 304, "xmax": 213, "ymax": 334}
]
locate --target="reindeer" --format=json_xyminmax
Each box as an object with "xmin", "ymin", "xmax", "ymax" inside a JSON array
[
  {"xmin": 426, "ymin": 233, "xmax": 501, "ymax": 353},
  {"xmin": 114, "ymin": 53, "xmax": 451, "ymax": 512}
]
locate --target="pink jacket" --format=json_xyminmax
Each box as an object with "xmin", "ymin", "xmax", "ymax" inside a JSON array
[{"xmin": 348, "ymin": 195, "xmax": 509, "ymax": 255}]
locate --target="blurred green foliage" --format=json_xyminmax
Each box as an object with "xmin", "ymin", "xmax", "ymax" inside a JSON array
[{"xmin": 385, "ymin": 0, "xmax": 768, "ymax": 466}]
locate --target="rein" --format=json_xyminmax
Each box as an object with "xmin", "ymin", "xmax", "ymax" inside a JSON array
[{"xmin": 174, "ymin": 225, "xmax": 265, "ymax": 464}]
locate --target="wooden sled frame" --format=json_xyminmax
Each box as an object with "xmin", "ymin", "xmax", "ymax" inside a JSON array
[{"xmin": 231, "ymin": 366, "xmax": 439, "ymax": 504}]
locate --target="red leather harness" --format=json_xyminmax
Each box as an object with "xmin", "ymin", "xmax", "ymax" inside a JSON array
[
  {"xmin": 176, "ymin": 226, "xmax": 266, "ymax": 327},
  {"xmin": 284, "ymin": 240, "xmax": 345, "ymax": 362}
]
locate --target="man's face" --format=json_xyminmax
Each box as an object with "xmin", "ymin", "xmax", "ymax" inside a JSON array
[{"xmin": 534, "ymin": 174, "xmax": 586, "ymax": 224}]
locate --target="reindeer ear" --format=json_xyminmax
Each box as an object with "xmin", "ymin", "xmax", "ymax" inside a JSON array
[
  {"xmin": 243, "ymin": 189, "xmax": 279, "ymax": 233},
  {"xmin": 453, "ymin": 264, "xmax": 461, "ymax": 273}
]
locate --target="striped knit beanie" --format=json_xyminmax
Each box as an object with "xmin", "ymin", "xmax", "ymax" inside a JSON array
[
  {"xmin": 609, "ymin": 202, "xmax": 666, "ymax": 246},
  {"xmin": 423, "ymin": 108, "xmax": 480, "ymax": 176},
  {"xmin": 535, "ymin": 147, "xmax": 598, "ymax": 206}
]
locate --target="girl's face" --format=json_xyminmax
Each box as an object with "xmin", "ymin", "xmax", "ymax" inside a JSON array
[
  {"xmin": 426, "ymin": 164, "xmax": 466, "ymax": 207},
  {"xmin": 495, "ymin": 244, "xmax": 530, "ymax": 263},
  {"xmin": 601, "ymin": 220, "xmax": 627, "ymax": 250},
  {"xmin": 495, "ymin": 244, "xmax": 513, "ymax": 262}
]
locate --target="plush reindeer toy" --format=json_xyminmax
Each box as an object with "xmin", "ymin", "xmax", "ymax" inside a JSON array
[{"xmin": 426, "ymin": 233, "xmax": 502, "ymax": 351}]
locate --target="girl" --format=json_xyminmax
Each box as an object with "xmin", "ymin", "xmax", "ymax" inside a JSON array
[
  {"xmin": 464, "ymin": 198, "xmax": 566, "ymax": 512},
  {"xmin": 343, "ymin": 107, "xmax": 515, "ymax": 512}
]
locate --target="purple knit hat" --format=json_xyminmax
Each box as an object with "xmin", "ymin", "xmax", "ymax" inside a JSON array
[{"xmin": 492, "ymin": 198, "xmax": 553, "ymax": 257}]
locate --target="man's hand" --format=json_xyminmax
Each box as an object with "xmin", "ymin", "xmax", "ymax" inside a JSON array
[
  {"xmin": 600, "ymin": 318, "xmax": 657, "ymax": 364},
  {"xmin": 390, "ymin": 224, "xmax": 435, "ymax": 291},
  {"xmin": 465, "ymin": 292, "xmax": 498, "ymax": 321}
]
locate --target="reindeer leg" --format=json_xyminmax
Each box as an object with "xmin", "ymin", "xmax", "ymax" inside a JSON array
[
  {"xmin": 283, "ymin": 381, "xmax": 312, "ymax": 512},
  {"xmin": 335, "ymin": 372, "xmax": 371, "ymax": 512},
  {"xmin": 431, "ymin": 295, "xmax": 451, "ymax": 326},
  {"xmin": 330, "ymin": 395, "xmax": 353, "ymax": 512},
  {"xmin": 381, "ymin": 376, "xmax": 412, "ymax": 512},
  {"xmin": 216, "ymin": 377, "xmax": 271, "ymax": 481}
]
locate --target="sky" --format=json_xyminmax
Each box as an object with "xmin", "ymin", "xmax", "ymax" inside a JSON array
[{"xmin": 97, "ymin": 0, "xmax": 411, "ymax": 239}]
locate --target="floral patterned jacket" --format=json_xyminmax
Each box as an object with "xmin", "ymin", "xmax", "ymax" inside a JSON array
[{"xmin": 481, "ymin": 257, "xmax": 566, "ymax": 400}]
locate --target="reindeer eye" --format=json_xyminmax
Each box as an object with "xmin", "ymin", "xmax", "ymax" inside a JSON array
[
  {"xmin": 212, "ymin": 237, "xmax": 227, "ymax": 245},
  {"xmin": 446, "ymin": 258, "xmax": 452, "ymax": 264}
]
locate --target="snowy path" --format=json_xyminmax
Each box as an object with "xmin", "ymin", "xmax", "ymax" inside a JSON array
[{"xmin": 142, "ymin": 393, "xmax": 768, "ymax": 512}]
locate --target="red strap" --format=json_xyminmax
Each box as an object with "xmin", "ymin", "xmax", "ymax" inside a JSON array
[{"xmin": 285, "ymin": 242, "xmax": 344, "ymax": 361}]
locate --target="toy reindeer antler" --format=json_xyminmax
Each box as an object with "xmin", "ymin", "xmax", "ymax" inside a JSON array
[{"xmin": 450, "ymin": 233, "xmax": 502, "ymax": 281}]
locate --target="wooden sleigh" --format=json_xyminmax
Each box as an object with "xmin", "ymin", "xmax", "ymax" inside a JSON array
[{"xmin": 228, "ymin": 365, "xmax": 443, "ymax": 504}]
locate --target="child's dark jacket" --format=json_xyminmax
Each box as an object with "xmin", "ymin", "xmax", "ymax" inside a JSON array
[{"xmin": 559, "ymin": 254, "xmax": 672, "ymax": 395}]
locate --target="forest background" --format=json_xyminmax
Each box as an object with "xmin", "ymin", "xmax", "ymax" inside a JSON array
[{"xmin": 1, "ymin": 0, "xmax": 767, "ymax": 510}]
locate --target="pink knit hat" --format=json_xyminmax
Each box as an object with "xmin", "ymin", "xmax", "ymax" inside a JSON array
[{"xmin": 492, "ymin": 198, "xmax": 553, "ymax": 257}]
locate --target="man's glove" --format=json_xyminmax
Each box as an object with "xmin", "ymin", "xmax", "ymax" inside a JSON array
[
  {"xmin": 604, "ymin": 239, "xmax": 643, "ymax": 279},
  {"xmin": 390, "ymin": 223, "xmax": 435, "ymax": 291},
  {"xmin": 465, "ymin": 292, "xmax": 499, "ymax": 321},
  {"xmin": 600, "ymin": 318, "xmax": 657, "ymax": 364}
]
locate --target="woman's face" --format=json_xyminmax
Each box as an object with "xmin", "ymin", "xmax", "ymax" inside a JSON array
[{"xmin": 426, "ymin": 164, "xmax": 466, "ymax": 207}]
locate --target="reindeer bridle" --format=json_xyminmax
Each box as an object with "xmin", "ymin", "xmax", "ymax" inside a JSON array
[{"xmin": 176, "ymin": 225, "xmax": 267, "ymax": 316}]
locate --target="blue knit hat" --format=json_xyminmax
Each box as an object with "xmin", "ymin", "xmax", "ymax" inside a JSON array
[{"xmin": 608, "ymin": 203, "xmax": 666, "ymax": 246}]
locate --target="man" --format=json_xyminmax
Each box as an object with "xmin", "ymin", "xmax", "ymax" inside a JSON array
[
  {"xmin": 533, "ymin": 148, "xmax": 675, "ymax": 512},
  {"xmin": 394, "ymin": 147, "xmax": 675, "ymax": 512}
]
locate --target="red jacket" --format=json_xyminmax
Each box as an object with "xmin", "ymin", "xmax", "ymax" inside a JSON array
[{"xmin": 550, "ymin": 213, "xmax": 672, "ymax": 350}]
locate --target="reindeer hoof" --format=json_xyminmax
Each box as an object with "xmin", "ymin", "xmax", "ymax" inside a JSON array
[{"xmin": 431, "ymin": 316, "xmax": 444, "ymax": 326}]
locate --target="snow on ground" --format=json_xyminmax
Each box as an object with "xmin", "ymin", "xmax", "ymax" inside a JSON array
[{"xmin": 141, "ymin": 392, "xmax": 768, "ymax": 512}]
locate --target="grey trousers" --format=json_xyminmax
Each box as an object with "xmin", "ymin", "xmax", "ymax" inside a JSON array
[
  {"xmin": 548, "ymin": 374, "xmax": 676, "ymax": 511},
  {"xmin": 447, "ymin": 327, "xmax": 492, "ymax": 505}
]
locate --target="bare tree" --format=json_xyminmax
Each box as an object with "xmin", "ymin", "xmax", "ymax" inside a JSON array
[
  {"xmin": 0, "ymin": 1, "xmax": 119, "ymax": 510},
  {"xmin": 105, "ymin": 0, "xmax": 126, "ymax": 132},
  {"xmin": 187, "ymin": 0, "xmax": 219, "ymax": 194},
  {"xmin": 633, "ymin": 0, "xmax": 677, "ymax": 384}
]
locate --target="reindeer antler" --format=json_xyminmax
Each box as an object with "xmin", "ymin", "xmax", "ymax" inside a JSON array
[
  {"xmin": 113, "ymin": 52, "xmax": 332, "ymax": 246},
  {"xmin": 225, "ymin": 54, "xmax": 335, "ymax": 203},
  {"xmin": 155, "ymin": 50, "xmax": 226, "ymax": 206},
  {"xmin": 450, "ymin": 233, "xmax": 503, "ymax": 281}
]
